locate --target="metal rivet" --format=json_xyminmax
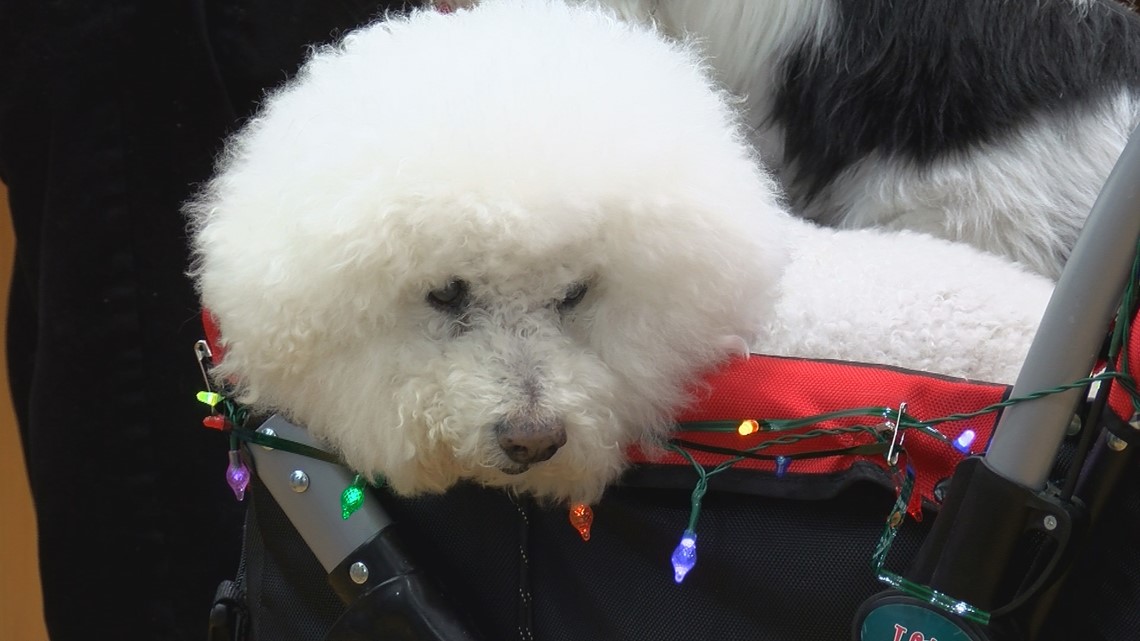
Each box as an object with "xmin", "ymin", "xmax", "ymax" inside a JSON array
[
  {"xmin": 289, "ymin": 470, "xmax": 310, "ymax": 493},
  {"xmin": 1107, "ymin": 434, "xmax": 1129, "ymax": 452},
  {"xmin": 1043, "ymin": 515, "xmax": 1057, "ymax": 531},
  {"xmin": 256, "ymin": 426, "xmax": 276, "ymax": 450},
  {"xmin": 349, "ymin": 561, "xmax": 369, "ymax": 585},
  {"xmin": 1129, "ymin": 413, "xmax": 1140, "ymax": 431}
]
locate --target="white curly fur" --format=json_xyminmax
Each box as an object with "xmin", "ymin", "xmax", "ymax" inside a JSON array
[{"xmin": 189, "ymin": 0, "xmax": 1054, "ymax": 505}]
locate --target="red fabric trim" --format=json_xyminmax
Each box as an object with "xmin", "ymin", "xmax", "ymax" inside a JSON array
[
  {"xmin": 201, "ymin": 309, "xmax": 225, "ymax": 362},
  {"xmin": 1109, "ymin": 310, "xmax": 1139, "ymax": 424},
  {"xmin": 635, "ymin": 354, "xmax": 1010, "ymax": 518},
  {"xmin": 198, "ymin": 307, "xmax": 1009, "ymax": 517}
]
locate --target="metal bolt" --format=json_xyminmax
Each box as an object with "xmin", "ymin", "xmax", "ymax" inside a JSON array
[
  {"xmin": 288, "ymin": 470, "xmax": 310, "ymax": 493},
  {"xmin": 256, "ymin": 426, "xmax": 276, "ymax": 450},
  {"xmin": 348, "ymin": 561, "xmax": 370, "ymax": 585},
  {"xmin": 1066, "ymin": 414, "xmax": 1082, "ymax": 436},
  {"xmin": 1043, "ymin": 515, "xmax": 1057, "ymax": 531},
  {"xmin": 1107, "ymin": 434, "xmax": 1129, "ymax": 452}
]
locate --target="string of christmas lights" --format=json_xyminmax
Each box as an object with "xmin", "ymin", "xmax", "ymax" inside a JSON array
[
  {"xmin": 868, "ymin": 467, "xmax": 991, "ymax": 625},
  {"xmin": 658, "ymin": 241, "xmax": 1140, "ymax": 625},
  {"xmin": 192, "ymin": 241, "xmax": 1140, "ymax": 623},
  {"xmin": 192, "ymin": 368, "xmax": 1138, "ymax": 567}
]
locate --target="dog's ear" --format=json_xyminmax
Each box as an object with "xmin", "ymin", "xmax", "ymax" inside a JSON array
[{"xmin": 717, "ymin": 335, "xmax": 751, "ymax": 359}]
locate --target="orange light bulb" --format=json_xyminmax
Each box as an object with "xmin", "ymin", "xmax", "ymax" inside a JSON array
[
  {"xmin": 737, "ymin": 419, "xmax": 760, "ymax": 436},
  {"xmin": 569, "ymin": 503, "xmax": 594, "ymax": 541}
]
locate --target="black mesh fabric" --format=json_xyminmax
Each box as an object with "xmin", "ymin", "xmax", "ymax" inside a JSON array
[
  {"xmin": 230, "ymin": 466, "xmax": 937, "ymax": 640},
  {"xmin": 1037, "ymin": 453, "xmax": 1140, "ymax": 641},
  {"xmin": 523, "ymin": 479, "xmax": 928, "ymax": 641},
  {"xmin": 241, "ymin": 479, "xmax": 346, "ymax": 641},
  {"xmin": 379, "ymin": 484, "xmax": 529, "ymax": 638},
  {"xmin": 226, "ymin": 440, "xmax": 1140, "ymax": 641}
]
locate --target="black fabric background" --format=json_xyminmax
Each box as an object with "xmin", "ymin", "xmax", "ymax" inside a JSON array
[
  {"xmin": 0, "ymin": 2, "xmax": 416, "ymax": 639},
  {"xmin": 236, "ymin": 453, "xmax": 1140, "ymax": 641}
]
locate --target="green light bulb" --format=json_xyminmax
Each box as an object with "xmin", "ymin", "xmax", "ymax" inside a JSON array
[{"xmin": 341, "ymin": 475, "xmax": 366, "ymax": 520}]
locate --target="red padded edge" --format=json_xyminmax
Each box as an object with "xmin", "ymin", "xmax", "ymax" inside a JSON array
[
  {"xmin": 200, "ymin": 308, "xmax": 1009, "ymax": 516},
  {"xmin": 201, "ymin": 309, "xmax": 225, "ymax": 362},
  {"xmin": 638, "ymin": 354, "xmax": 1010, "ymax": 517},
  {"xmin": 1109, "ymin": 309, "xmax": 1139, "ymax": 424}
]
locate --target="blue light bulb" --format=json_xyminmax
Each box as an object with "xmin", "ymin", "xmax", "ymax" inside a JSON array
[
  {"xmin": 953, "ymin": 429, "xmax": 976, "ymax": 454},
  {"xmin": 671, "ymin": 530, "xmax": 698, "ymax": 583},
  {"xmin": 775, "ymin": 455, "xmax": 791, "ymax": 478}
]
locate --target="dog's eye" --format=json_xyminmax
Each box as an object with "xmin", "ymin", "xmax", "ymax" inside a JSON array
[
  {"xmin": 558, "ymin": 282, "xmax": 589, "ymax": 311},
  {"xmin": 427, "ymin": 279, "xmax": 469, "ymax": 312}
]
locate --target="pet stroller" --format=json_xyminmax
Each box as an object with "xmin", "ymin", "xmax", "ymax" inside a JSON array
[{"xmin": 200, "ymin": 125, "xmax": 1140, "ymax": 641}]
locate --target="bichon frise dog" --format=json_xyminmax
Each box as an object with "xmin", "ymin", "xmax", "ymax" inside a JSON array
[{"xmin": 188, "ymin": 0, "xmax": 1054, "ymax": 505}]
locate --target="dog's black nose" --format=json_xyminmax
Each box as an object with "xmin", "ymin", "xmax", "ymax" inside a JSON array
[{"xmin": 496, "ymin": 417, "xmax": 567, "ymax": 465}]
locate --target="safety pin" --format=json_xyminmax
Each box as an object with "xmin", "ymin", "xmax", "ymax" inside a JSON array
[
  {"xmin": 886, "ymin": 402, "xmax": 908, "ymax": 467},
  {"xmin": 194, "ymin": 339, "xmax": 214, "ymax": 392}
]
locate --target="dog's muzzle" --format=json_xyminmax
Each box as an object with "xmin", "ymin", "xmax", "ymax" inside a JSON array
[{"xmin": 495, "ymin": 415, "xmax": 567, "ymax": 468}]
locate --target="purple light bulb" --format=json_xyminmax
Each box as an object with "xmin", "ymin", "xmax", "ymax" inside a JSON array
[{"xmin": 226, "ymin": 450, "xmax": 250, "ymax": 501}]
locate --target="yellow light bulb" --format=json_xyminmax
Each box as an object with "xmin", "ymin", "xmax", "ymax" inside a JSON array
[{"xmin": 737, "ymin": 419, "xmax": 759, "ymax": 436}]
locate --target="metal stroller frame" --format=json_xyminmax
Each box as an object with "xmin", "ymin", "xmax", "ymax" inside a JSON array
[
  {"xmin": 206, "ymin": 125, "xmax": 1140, "ymax": 641},
  {"xmin": 852, "ymin": 123, "xmax": 1140, "ymax": 639}
]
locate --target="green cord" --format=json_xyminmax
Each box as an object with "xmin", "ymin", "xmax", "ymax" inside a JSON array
[{"xmin": 871, "ymin": 468, "xmax": 991, "ymax": 625}]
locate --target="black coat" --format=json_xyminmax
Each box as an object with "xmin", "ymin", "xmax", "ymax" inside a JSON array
[{"xmin": 0, "ymin": 2, "xmax": 414, "ymax": 639}]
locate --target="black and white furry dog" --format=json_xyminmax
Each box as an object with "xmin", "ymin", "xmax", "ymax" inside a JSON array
[
  {"xmin": 613, "ymin": 0, "xmax": 1140, "ymax": 279},
  {"xmin": 440, "ymin": 0, "xmax": 1140, "ymax": 278}
]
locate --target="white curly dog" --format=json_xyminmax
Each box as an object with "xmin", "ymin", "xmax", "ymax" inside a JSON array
[{"xmin": 188, "ymin": 0, "xmax": 1054, "ymax": 505}]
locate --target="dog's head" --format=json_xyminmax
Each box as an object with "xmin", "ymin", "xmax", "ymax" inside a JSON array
[{"xmin": 187, "ymin": 0, "xmax": 789, "ymax": 503}]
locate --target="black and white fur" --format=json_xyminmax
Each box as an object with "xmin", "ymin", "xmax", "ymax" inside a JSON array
[
  {"xmin": 614, "ymin": 0, "xmax": 1140, "ymax": 278},
  {"xmin": 436, "ymin": 0, "xmax": 1140, "ymax": 278}
]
